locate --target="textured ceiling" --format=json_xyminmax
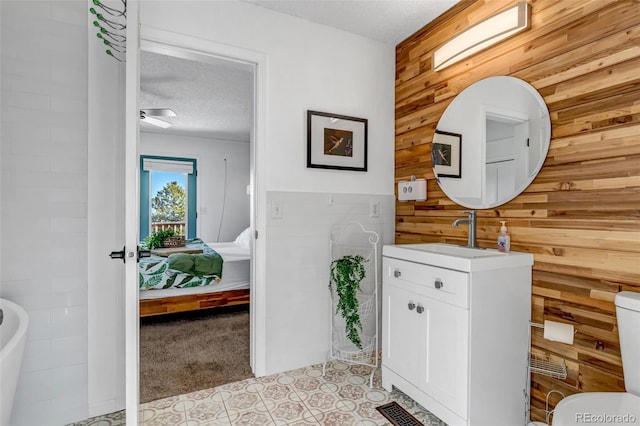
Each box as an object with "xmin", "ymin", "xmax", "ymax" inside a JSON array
[
  {"xmin": 140, "ymin": 0, "xmax": 457, "ymax": 142},
  {"xmin": 241, "ymin": 0, "xmax": 457, "ymax": 45},
  {"xmin": 140, "ymin": 51, "xmax": 253, "ymax": 142}
]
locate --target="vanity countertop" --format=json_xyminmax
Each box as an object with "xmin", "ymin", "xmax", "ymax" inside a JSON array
[{"xmin": 382, "ymin": 243, "xmax": 533, "ymax": 272}]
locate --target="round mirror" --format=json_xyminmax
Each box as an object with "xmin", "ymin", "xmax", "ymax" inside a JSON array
[{"xmin": 433, "ymin": 76, "xmax": 551, "ymax": 209}]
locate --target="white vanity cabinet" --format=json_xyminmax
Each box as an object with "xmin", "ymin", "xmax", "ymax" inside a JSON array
[{"xmin": 381, "ymin": 244, "xmax": 533, "ymax": 426}]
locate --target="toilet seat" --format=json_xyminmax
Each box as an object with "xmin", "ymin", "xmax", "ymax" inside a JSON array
[{"xmin": 552, "ymin": 392, "xmax": 640, "ymax": 426}]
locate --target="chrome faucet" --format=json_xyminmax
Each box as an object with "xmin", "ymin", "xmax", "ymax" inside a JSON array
[{"xmin": 452, "ymin": 210, "xmax": 478, "ymax": 248}]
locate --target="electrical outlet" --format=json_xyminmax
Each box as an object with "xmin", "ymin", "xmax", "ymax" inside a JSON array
[
  {"xmin": 370, "ymin": 201, "xmax": 380, "ymax": 218},
  {"xmin": 271, "ymin": 200, "xmax": 283, "ymax": 219}
]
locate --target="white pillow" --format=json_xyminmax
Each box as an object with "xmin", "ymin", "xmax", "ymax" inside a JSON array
[{"xmin": 234, "ymin": 227, "xmax": 252, "ymax": 247}]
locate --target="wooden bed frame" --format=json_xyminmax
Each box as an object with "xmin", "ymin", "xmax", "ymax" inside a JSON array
[{"xmin": 139, "ymin": 289, "xmax": 250, "ymax": 317}]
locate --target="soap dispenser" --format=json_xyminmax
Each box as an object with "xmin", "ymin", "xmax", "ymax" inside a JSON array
[{"xmin": 498, "ymin": 221, "xmax": 511, "ymax": 252}]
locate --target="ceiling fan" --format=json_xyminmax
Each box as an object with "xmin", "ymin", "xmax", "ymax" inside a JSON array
[{"xmin": 140, "ymin": 108, "xmax": 176, "ymax": 128}]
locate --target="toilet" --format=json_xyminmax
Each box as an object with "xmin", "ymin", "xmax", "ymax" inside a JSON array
[{"xmin": 552, "ymin": 291, "xmax": 640, "ymax": 425}]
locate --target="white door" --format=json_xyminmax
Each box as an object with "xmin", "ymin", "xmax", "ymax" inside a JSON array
[
  {"xmin": 383, "ymin": 283, "xmax": 420, "ymax": 380},
  {"xmin": 124, "ymin": 1, "xmax": 141, "ymax": 423},
  {"xmin": 420, "ymin": 299, "xmax": 469, "ymax": 420}
]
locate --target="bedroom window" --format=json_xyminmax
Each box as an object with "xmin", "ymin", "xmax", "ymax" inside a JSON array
[{"xmin": 140, "ymin": 156, "xmax": 197, "ymax": 240}]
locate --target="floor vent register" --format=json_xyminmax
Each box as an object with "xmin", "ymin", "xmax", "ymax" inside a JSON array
[{"xmin": 375, "ymin": 402, "xmax": 424, "ymax": 426}]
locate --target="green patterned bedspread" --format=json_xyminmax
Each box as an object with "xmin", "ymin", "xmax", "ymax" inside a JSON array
[{"xmin": 139, "ymin": 239, "xmax": 223, "ymax": 290}]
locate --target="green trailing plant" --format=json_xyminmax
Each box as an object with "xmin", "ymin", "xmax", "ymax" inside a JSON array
[
  {"xmin": 329, "ymin": 254, "xmax": 367, "ymax": 349},
  {"xmin": 143, "ymin": 228, "xmax": 177, "ymax": 250}
]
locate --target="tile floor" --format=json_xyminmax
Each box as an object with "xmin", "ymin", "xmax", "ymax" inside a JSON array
[{"xmin": 71, "ymin": 360, "xmax": 447, "ymax": 425}]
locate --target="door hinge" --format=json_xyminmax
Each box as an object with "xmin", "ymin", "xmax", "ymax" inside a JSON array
[
  {"xmin": 527, "ymin": 138, "xmax": 530, "ymax": 147},
  {"xmin": 255, "ymin": 230, "xmax": 258, "ymax": 239}
]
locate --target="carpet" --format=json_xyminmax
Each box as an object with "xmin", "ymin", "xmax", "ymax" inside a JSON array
[{"xmin": 139, "ymin": 305, "xmax": 253, "ymax": 403}]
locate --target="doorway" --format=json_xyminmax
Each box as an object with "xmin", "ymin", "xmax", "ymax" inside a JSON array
[
  {"xmin": 137, "ymin": 44, "xmax": 255, "ymax": 402},
  {"xmin": 124, "ymin": 27, "xmax": 269, "ymax": 422}
]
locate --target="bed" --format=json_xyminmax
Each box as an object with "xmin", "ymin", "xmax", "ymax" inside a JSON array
[{"xmin": 139, "ymin": 228, "xmax": 251, "ymax": 317}]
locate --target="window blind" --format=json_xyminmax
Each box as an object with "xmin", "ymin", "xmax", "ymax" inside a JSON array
[{"xmin": 142, "ymin": 158, "xmax": 194, "ymax": 174}]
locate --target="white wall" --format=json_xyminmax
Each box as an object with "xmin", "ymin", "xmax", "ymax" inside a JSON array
[
  {"xmin": 0, "ymin": 0, "xmax": 397, "ymax": 423},
  {"xmin": 140, "ymin": 0, "xmax": 396, "ymax": 375},
  {"xmin": 139, "ymin": 0, "xmax": 396, "ymax": 194},
  {"xmin": 0, "ymin": 1, "xmax": 89, "ymax": 424},
  {"xmin": 265, "ymin": 192, "xmax": 395, "ymax": 373},
  {"xmin": 140, "ymin": 132, "xmax": 251, "ymax": 243}
]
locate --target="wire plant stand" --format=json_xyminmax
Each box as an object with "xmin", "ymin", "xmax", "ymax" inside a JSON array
[{"xmin": 323, "ymin": 222, "xmax": 379, "ymax": 387}]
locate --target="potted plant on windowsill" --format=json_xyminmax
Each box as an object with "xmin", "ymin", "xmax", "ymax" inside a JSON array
[
  {"xmin": 143, "ymin": 228, "xmax": 184, "ymax": 249},
  {"xmin": 329, "ymin": 254, "xmax": 367, "ymax": 349}
]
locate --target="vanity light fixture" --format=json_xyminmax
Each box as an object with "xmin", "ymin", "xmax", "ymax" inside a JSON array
[{"xmin": 432, "ymin": 1, "xmax": 530, "ymax": 71}]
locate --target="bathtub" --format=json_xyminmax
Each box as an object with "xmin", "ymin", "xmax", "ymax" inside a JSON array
[{"xmin": 0, "ymin": 298, "xmax": 29, "ymax": 425}]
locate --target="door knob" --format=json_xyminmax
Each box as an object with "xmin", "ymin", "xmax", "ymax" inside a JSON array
[
  {"xmin": 109, "ymin": 246, "xmax": 152, "ymax": 264},
  {"xmin": 434, "ymin": 279, "xmax": 443, "ymax": 289},
  {"xmin": 408, "ymin": 302, "xmax": 416, "ymax": 310},
  {"xmin": 394, "ymin": 270, "xmax": 401, "ymax": 278},
  {"xmin": 416, "ymin": 305, "xmax": 424, "ymax": 314},
  {"xmin": 137, "ymin": 246, "xmax": 151, "ymax": 262},
  {"xmin": 109, "ymin": 246, "xmax": 126, "ymax": 263}
]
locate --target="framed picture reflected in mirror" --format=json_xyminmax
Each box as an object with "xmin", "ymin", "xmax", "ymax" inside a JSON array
[{"xmin": 432, "ymin": 130, "xmax": 462, "ymax": 178}]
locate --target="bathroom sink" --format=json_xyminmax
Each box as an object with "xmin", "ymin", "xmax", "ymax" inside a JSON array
[
  {"xmin": 382, "ymin": 243, "xmax": 533, "ymax": 272},
  {"xmin": 409, "ymin": 243, "xmax": 501, "ymax": 258}
]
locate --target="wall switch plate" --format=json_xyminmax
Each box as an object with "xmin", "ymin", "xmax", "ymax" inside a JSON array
[
  {"xmin": 271, "ymin": 200, "xmax": 283, "ymax": 219},
  {"xmin": 370, "ymin": 200, "xmax": 380, "ymax": 218},
  {"xmin": 398, "ymin": 179, "xmax": 427, "ymax": 202}
]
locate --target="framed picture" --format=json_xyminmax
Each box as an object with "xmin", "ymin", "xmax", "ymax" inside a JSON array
[
  {"xmin": 307, "ymin": 110, "xmax": 368, "ymax": 171},
  {"xmin": 432, "ymin": 129, "xmax": 462, "ymax": 178}
]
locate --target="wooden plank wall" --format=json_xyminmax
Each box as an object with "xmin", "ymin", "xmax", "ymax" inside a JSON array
[{"xmin": 394, "ymin": 0, "xmax": 640, "ymax": 421}]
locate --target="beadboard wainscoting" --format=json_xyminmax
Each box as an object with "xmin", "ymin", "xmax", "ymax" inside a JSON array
[
  {"xmin": 264, "ymin": 191, "xmax": 395, "ymax": 375},
  {"xmin": 394, "ymin": 0, "xmax": 640, "ymax": 421}
]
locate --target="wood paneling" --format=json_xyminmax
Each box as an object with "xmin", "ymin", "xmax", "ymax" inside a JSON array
[{"xmin": 395, "ymin": 0, "xmax": 640, "ymax": 421}]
